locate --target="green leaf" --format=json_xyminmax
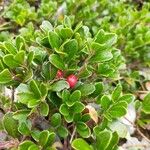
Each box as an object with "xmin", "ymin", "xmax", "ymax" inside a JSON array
[
  {"xmin": 76, "ymin": 122, "xmax": 87, "ymax": 130},
  {"xmin": 63, "ymin": 39, "xmax": 78, "ymax": 59},
  {"xmin": 27, "ymin": 51, "xmax": 34, "ymax": 65},
  {"xmin": 45, "ymin": 132, "xmax": 55, "ymax": 147},
  {"xmin": 76, "ymin": 122, "xmax": 91, "ymax": 138},
  {"xmin": 64, "ymin": 113, "xmax": 74, "ymax": 123},
  {"xmin": 78, "ymin": 84, "xmax": 95, "ymax": 96},
  {"xmin": 112, "ymin": 84, "xmax": 122, "ymax": 102},
  {"xmin": 105, "ymin": 132, "xmax": 119, "ymax": 150},
  {"xmin": 91, "ymin": 42, "xmax": 107, "ymax": 52},
  {"xmin": 92, "ymin": 82, "xmax": 103, "ymax": 97},
  {"xmin": 64, "ymin": 16, "xmax": 72, "ymax": 28},
  {"xmin": 57, "ymin": 126, "xmax": 68, "ymax": 138},
  {"xmin": 28, "ymin": 145, "xmax": 39, "ymax": 150},
  {"xmin": 51, "ymin": 80, "xmax": 69, "ymax": 92},
  {"xmin": 49, "ymin": 54, "xmax": 65, "ymax": 70},
  {"xmin": 97, "ymin": 63, "xmax": 114, "ymax": 77},
  {"xmin": 29, "ymin": 80, "xmax": 41, "ymax": 99},
  {"xmin": 19, "ymin": 140, "xmax": 35, "ymax": 150},
  {"xmin": 4, "ymin": 41, "xmax": 17, "ymax": 54},
  {"xmin": 15, "ymin": 36, "xmax": 25, "ymax": 51},
  {"xmin": 40, "ymin": 21, "xmax": 53, "ymax": 32},
  {"xmin": 142, "ymin": 93, "xmax": 150, "ymax": 114},
  {"xmin": 39, "ymin": 102, "xmax": 49, "ymax": 116},
  {"xmin": 101, "ymin": 95, "xmax": 111, "ymax": 110},
  {"xmin": 72, "ymin": 102, "xmax": 85, "ymax": 114},
  {"xmin": 31, "ymin": 130, "xmax": 40, "ymax": 142},
  {"xmin": 13, "ymin": 109, "xmax": 30, "ymax": 121},
  {"xmin": 40, "ymin": 83, "xmax": 48, "ymax": 97},
  {"xmin": 3, "ymin": 54, "xmax": 20, "ymax": 68},
  {"xmin": 59, "ymin": 104, "xmax": 69, "ymax": 116},
  {"xmin": 118, "ymin": 94, "xmax": 135, "ymax": 104},
  {"xmin": 0, "ymin": 69, "xmax": 12, "ymax": 84},
  {"xmin": 90, "ymin": 49, "xmax": 113, "ymax": 63},
  {"xmin": 39, "ymin": 130, "xmax": 49, "ymax": 146},
  {"xmin": 51, "ymin": 113, "xmax": 61, "ymax": 127},
  {"xmin": 94, "ymin": 29, "xmax": 117, "ymax": 46},
  {"xmin": 72, "ymin": 138, "xmax": 93, "ymax": 150},
  {"xmin": 48, "ymin": 31, "xmax": 61, "ymax": 49},
  {"xmin": 27, "ymin": 99, "xmax": 40, "ymax": 108},
  {"xmin": 96, "ymin": 129, "xmax": 112, "ymax": 150},
  {"xmin": 109, "ymin": 105, "xmax": 127, "ymax": 118},
  {"xmin": 14, "ymin": 51, "xmax": 25, "ymax": 64},
  {"xmin": 18, "ymin": 122, "xmax": 31, "ymax": 136},
  {"xmin": 3, "ymin": 113, "xmax": 20, "ymax": 138},
  {"xmin": 62, "ymin": 89, "xmax": 70, "ymax": 102},
  {"xmin": 66, "ymin": 90, "xmax": 81, "ymax": 106},
  {"xmin": 60, "ymin": 28, "xmax": 73, "ymax": 39},
  {"xmin": 18, "ymin": 92, "xmax": 36, "ymax": 105}
]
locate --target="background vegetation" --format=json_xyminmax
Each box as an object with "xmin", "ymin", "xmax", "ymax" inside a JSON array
[{"xmin": 0, "ymin": 0, "xmax": 150, "ymax": 150}]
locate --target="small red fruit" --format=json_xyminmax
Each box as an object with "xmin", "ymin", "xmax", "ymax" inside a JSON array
[
  {"xmin": 67, "ymin": 74, "xmax": 78, "ymax": 88},
  {"xmin": 56, "ymin": 70, "xmax": 63, "ymax": 78}
]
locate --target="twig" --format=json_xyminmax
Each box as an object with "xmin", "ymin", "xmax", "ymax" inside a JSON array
[
  {"xmin": 137, "ymin": 127, "xmax": 150, "ymax": 143},
  {"xmin": 70, "ymin": 126, "xmax": 76, "ymax": 144},
  {"xmin": 137, "ymin": 90, "xmax": 149, "ymax": 94},
  {"xmin": 123, "ymin": 143, "xmax": 150, "ymax": 148},
  {"xmin": 124, "ymin": 117, "xmax": 150, "ymax": 143},
  {"xmin": 77, "ymin": 56, "xmax": 91, "ymax": 77}
]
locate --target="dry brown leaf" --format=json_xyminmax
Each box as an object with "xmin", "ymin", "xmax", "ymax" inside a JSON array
[
  {"xmin": 145, "ymin": 81, "xmax": 150, "ymax": 91},
  {"xmin": 85, "ymin": 105, "xmax": 98, "ymax": 124}
]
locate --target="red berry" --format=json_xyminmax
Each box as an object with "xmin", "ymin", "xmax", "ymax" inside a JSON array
[
  {"xmin": 56, "ymin": 70, "xmax": 63, "ymax": 78},
  {"xmin": 67, "ymin": 74, "xmax": 78, "ymax": 88}
]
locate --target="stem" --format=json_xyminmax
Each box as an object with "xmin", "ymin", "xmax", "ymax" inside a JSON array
[
  {"xmin": 77, "ymin": 56, "xmax": 91, "ymax": 77},
  {"xmin": 70, "ymin": 126, "xmax": 76, "ymax": 144},
  {"xmin": 124, "ymin": 117, "xmax": 150, "ymax": 143},
  {"xmin": 10, "ymin": 86, "xmax": 15, "ymax": 111}
]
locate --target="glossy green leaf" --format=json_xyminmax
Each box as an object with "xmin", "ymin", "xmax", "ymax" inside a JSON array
[
  {"xmin": 14, "ymin": 50, "xmax": 25, "ymax": 64},
  {"xmin": 96, "ymin": 129, "xmax": 112, "ymax": 150},
  {"xmin": 19, "ymin": 140, "xmax": 35, "ymax": 150},
  {"xmin": 109, "ymin": 105, "xmax": 127, "ymax": 118},
  {"xmin": 78, "ymin": 84, "xmax": 95, "ymax": 96},
  {"xmin": 76, "ymin": 122, "xmax": 91, "ymax": 138},
  {"xmin": 60, "ymin": 28, "xmax": 73, "ymax": 39},
  {"xmin": 3, "ymin": 113, "xmax": 20, "ymax": 138},
  {"xmin": 142, "ymin": 93, "xmax": 150, "ymax": 114},
  {"xmin": 51, "ymin": 113, "xmax": 61, "ymax": 127},
  {"xmin": 57, "ymin": 126, "xmax": 68, "ymax": 138},
  {"xmin": 39, "ymin": 130, "xmax": 49, "ymax": 146},
  {"xmin": 118, "ymin": 94, "xmax": 135, "ymax": 104},
  {"xmin": 18, "ymin": 122, "xmax": 31, "ymax": 135},
  {"xmin": 0, "ymin": 69, "xmax": 12, "ymax": 84},
  {"xmin": 72, "ymin": 138, "xmax": 93, "ymax": 150},
  {"xmin": 51, "ymin": 80, "xmax": 69, "ymax": 92},
  {"xmin": 63, "ymin": 39, "xmax": 78, "ymax": 59},
  {"xmin": 40, "ymin": 21, "xmax": 53, "ymax": 32},
  {"xmin": 4, "ymin": 41, "xmax": 17, "ymax": 54},
  {"xmin": 72, "ymin": 102, "xmax": 85, "ymax": 113},
  {"xmin": 39, "ymin": 102, "xmax": 49, "ymax": 116},
  {"xmin": 3, "ymin": 54, "xmax": 20, "ymax": 68},
  {"xmin": 66, "ymin": 90, "xmax": 81, "ymax": 106},
  {"xmin": 48, "ymin": 31, "xmax": 61, "ymax": 49},
  {"xmin": 49, "ymin": 54, "xmax": 65, "ymax": 70},
  {"xmin": 105, "ymin": 132, "xmax": 119, "ymax": 150},
  {"xmin": 112, "ymin": 84, "xmax": 122, "ymax": 102},
  {"xmin": 29, "ymin": 80, "xmax": 41, "ymax": 98},
  {"xmin": 101, "ymin": 95, "xmax": 111, "ymax": 110},
  {"xmin": 59, "ymin": 104, "xmax": 69, "ymax": 116}
]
